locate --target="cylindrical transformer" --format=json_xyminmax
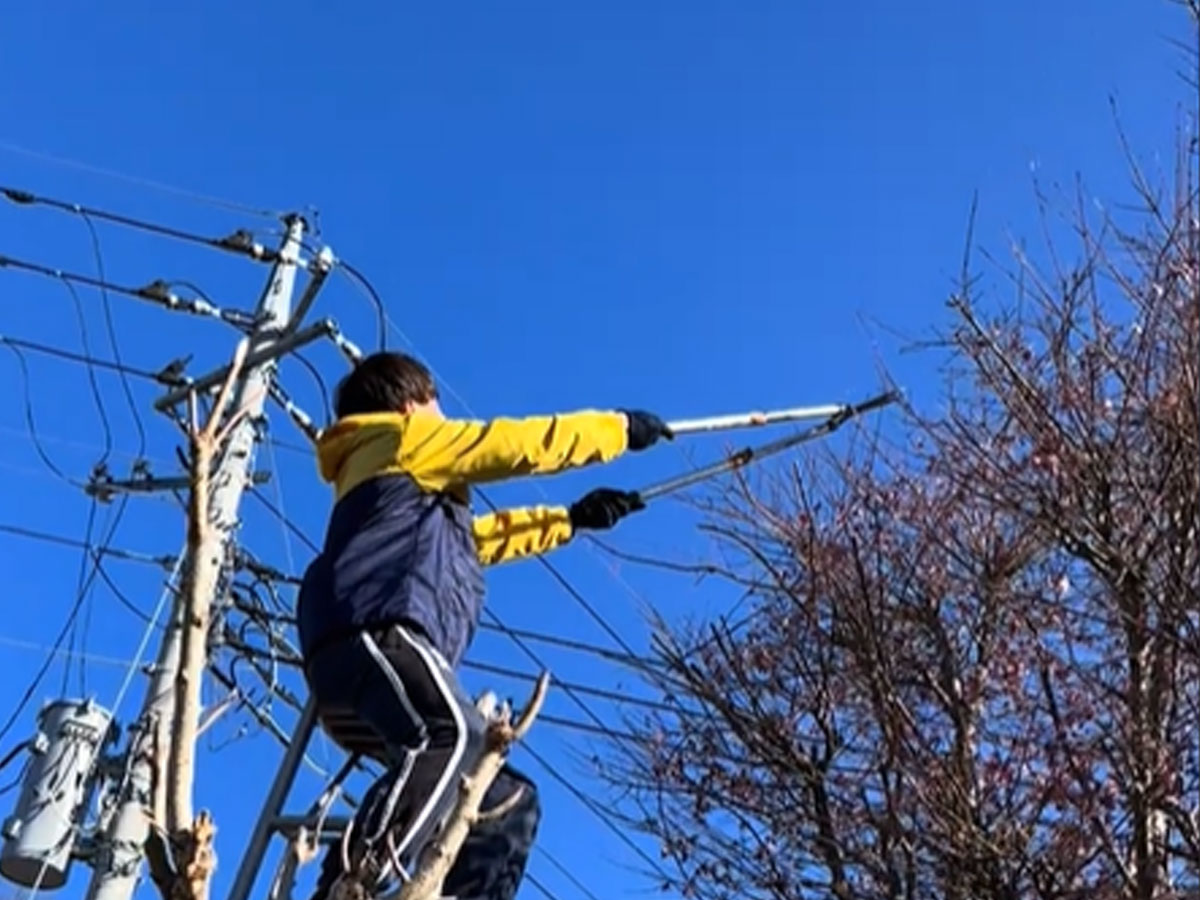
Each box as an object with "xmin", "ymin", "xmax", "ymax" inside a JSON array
[{"xmin": 1, "ymin": 698, "xmax": 115, "ymax": 890}]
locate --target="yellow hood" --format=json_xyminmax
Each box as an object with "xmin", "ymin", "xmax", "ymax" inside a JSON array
[{"xmin": 316, "ymin": 412, "xmax": 409, "ymax": 497}]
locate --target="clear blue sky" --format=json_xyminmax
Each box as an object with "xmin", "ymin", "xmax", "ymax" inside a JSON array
[{"xmin": 0, "ymin": 2, "xmax": 1190, "ymax": 899}]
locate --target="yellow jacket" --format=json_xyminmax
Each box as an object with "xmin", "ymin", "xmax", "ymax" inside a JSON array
[{"xmin": 315, "ymin": 409, "xmax": 628, "ymax": 566}]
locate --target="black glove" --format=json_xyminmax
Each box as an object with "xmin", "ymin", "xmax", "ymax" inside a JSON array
[
  {"xmin": 621, "ymin": 409, "xmax": 673, "ymax": 451},
  {"xmin": 569, "ymin": 488, "xmax": 646, "ymax": 531}
]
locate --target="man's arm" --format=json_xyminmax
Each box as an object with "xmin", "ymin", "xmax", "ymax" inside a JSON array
[
  {"xmin": 472, "ymin": 506, "xmax": 575, "ymax": 566},
  {"xmin": 401, "ymin": 410, "xmax": 631, "ymax": 492},
  {"xmin": 471, "ymin": 488, "xmax": 647, "ymax": 567}
]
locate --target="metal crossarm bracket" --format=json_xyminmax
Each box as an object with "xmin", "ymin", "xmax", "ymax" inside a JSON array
[
  {"xmin": 85, "ymin": 471, "xmax": 271, "ymax": 503},
  {"xmin": 284, "ymin": 246, "xmax": 335, "ymax": 335},
  {"xmin": 154, "ymin": 320, "xmax": 339, "ymax": 411}
]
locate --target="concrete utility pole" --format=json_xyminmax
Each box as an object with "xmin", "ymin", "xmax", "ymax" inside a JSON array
[{"xmin": 85, "ymin": 216, "xmax": 307, "ymax": 900}]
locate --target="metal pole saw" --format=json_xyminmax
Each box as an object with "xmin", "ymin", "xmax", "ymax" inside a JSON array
[{"xmin": 638, "ymin": 389, "xmax": 901, "ymax": 501}]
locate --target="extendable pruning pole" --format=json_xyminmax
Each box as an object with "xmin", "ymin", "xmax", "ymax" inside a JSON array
[
  {"xmin": 665, "ymin": 402, "xmax": 849, "ymax": 436},
  {"xmin": 642, "ymin": 390, "xmax": 901, "ymax": 501}
]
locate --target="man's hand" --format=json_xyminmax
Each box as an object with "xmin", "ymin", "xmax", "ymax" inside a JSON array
[
  {"xmin": 569, "ymin": 488, "xmax": 646, "ymax": 531},
  {"xmin": 620, "ymin": 410, "xmax": 674, "ymax": 451}
]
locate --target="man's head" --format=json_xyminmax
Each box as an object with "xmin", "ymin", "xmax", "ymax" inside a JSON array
[{"xmin": 334, "ymin": 352, "xmax": 443, "ymax": 419}]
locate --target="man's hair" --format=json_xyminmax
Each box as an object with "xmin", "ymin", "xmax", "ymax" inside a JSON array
[{"xmin": 334, "ymin": 352, "xmax": 438, "ymax": 418}]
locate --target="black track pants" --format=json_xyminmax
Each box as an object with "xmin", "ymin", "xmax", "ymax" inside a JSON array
[{"xmin": 306, "ymin": 622, "xmax": 487, "ymax": 890}]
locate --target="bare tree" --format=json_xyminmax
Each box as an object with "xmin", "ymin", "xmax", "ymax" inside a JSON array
[{"xmin": 600, "ymin": 11, "xmax": 1200, "ymax": 900}]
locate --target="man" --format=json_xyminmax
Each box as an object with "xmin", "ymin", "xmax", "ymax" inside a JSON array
[{"xmin": 296, "ymin": 351, "xmax": 671, "ymax": 898}]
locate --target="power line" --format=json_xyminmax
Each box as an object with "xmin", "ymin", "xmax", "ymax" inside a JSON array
[
  {"xmin": 0, "ymin": 139, "xmax": 286, "ymax": 220},
  {"xmin": 462, "ymin": 659, "xmax": 676, "ymax": 714},
  {"xmin": 0, "ymin": 333, "xmax": 166, "ymax": 381},
  {"xmin": 0, "ymin": 521, "xmax": 175, "ymax": 568},
  {"xmin": 291, "ymin": 350, "xmax": 332, "ymax": 423},
  {"xmin": 0, "ymin": 494, "xmax": 138, "ymax": 746},
  {"xmin": 231, "ymin": 569, "xmax": 661, "ymax": 675},
  {"xmin": 248, "ymin": 488, "xmax": 320, "ymax": 555},
  {"xmin": 80, "ymin": 210, "xmax": 148, "ymax": 457},
  {"xmin": 91, "ymin": 555, "xmax": 159, "ymax": 625},
  {"xmin": 514, "ymin": 739, "xmax": 673, "ymax": 885},
  {"xmin": 219, "ymin": 605, "xmax": 650, "ymax": 745},
  {"xmin": 2, "ymin": 185, "xmax": 285, "ymax": 264},
  {"xmin": 535, "ymin": 713, "xmax": 640, "ymax": 744},
  {"xmin": 262, "ymin": 431, "xmax": 300, "ymax": 578},
  {"xmin": 479, "ymin": 606, "xmax": 642, "ymax": 737},
  {"xmin": 0, "ymin": 250, "xmax": 256, "ymax": 325},
  {"xmin": 1, "ymin": 336, "xmax": 81, "ymax": 487},
  {"xmin": 207, "ymin": 612, "xmax": 661, "ymax": 742},
  {"xmin": 52, "ymin": 218, "xmax": 143, "ymax": 695},
  {"xmin": 534, "ymin": 845, "xmax": 605, "ymax": 900},
  {"xmin": 524, "ymin": 870, "xmax": 568, "ymax": 900},
  {"xmin": 472, "ymin": 490, "xmax": 669, "ymax": 680},
  {"xmin": 60, "ymin": 278, "xmax": 115, "ymax": 464},
  {"xmin": 0, "ymin": 635, "xmax": 155, "ymax": 671},
  {"xmin": 64, "ymin": 496, "xmax": 101, "ymax": 696},
  {"xmin": 333, "ymin": 260, "xmax": 387, "ymax": 352},
  {"xmin": 478, "ymin": 622, "xmax": 661, "ymax": 670}
]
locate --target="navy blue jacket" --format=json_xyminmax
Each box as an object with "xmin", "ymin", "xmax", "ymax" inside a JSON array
[{"xmin": 297, "ymin": 473, "xmax": 485, "ymax": 668}]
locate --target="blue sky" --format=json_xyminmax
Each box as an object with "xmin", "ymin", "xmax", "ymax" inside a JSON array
[{"xmin": 0, "ymin": 2, "xmax": 1191, "ymax": 899}]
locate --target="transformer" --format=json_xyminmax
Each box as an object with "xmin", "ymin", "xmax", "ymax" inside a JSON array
[{"xmin": 0, "ymin": 698, "xmax": 116, "ymax": 890}]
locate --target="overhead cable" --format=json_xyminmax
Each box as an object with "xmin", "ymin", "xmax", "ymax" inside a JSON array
[
  {"xmin": 0, "ymin": 521, "xmax": 176, "ymax": 568},
  {"xmin": 59, "ymin": 278, "xmax": 114, "ymax": 464},
  {"xmin": 0, "ymin": 252, "xmax": 256, "ymax": 325},
  {"xmin": 514, "ymin": 739, "xmax": 675, "ymax": 885},
  {"xmin": 461, "ymin": 659, "xmax": 676, "ymax": 713},
  {"xmin": 0, "ymin": 140, "xmax": 285, "ymax": 220},
  {"xmin": 2, "ymin": 185, "xmax": 284, "ymax": 263},
  {"xmin": 333, "ymin": 259, "xmax": 387, "ymax": 352},
  {"xmin": 0, "ymin": 333, "xmax": 166, "ymax": 382},
  {"xmin": 1, "ymin": 336, "xmax": 80, "ymax": 487},
  {"xmin": 79, "ymin": 210, "xmax": 148, "ymax": 455}
]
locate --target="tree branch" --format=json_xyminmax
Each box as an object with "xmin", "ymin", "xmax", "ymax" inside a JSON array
[
  {"xmin": 395, "ymin": 674, "xmax": 549, "ymax": 900},
  {"xmin": 145, "ymin": 338, "xmax": 251, "ymax": 900}
]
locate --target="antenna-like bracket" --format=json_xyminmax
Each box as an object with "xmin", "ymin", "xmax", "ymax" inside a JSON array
[
  {"xmin": 153, "ymin": 319, "xmax": 339, "ymax": 411},
  {"xmin": 86, "ymin": 470, "xmax": 270, "ymax": 503}
]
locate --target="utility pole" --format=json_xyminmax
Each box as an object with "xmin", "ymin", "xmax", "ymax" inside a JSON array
[{"xmin": 85, "ymin": 215, "xmax": 307, "ymax": 900}]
